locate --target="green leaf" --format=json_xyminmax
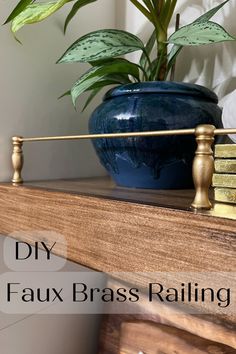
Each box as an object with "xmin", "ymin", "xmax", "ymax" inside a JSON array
[
  {"xmin": 166, "ymin": 0, "xmax": 231, "ymax": 77},
  {"xmin": 147, "ymin": 58, "xmax": 158, "ymax": 80},
  {"xmin": 82, "ymin": 87, "xmax": 102, "ymax": 111},
  {"xmin": 129, "ymin": 0, "xmax": 152, "ymax": 22},
  {"xmin": 167, "ymin": 44, "xmax": 181, "ymax": 74},
  {"xmin": 92, "ymin": 74, "xmax": 131, "ymax": 84},
  {"xmin": 11, "ymin": 0, "xmax": 70, "ymax": 33},
  {"xmin": 89, "ymin": 61, "xmax": 132, "ymax": 83},
  {"xmin": 139, "ymin": 30, "xmax": 156, "ymax": 70},
  {"xmin": 81, "ymin": 72, "xmax": 134, "ymax": 111},
  {"xmin": 166, "ymin": 0, "xmax": 231, "ymax": 76},
  {"xmin": 59, "ymin": 74, "xmax": 130, "ymax": 103},
  {"xmin": 57, "ymin": 29, "xmax": 145, "ymax": 63},
  {"xmin": 64, "ymin": 0, "xmax": 97, "ymax": 33},
  {"xmin": 58, "ymin": 90, "xmax": 71, "ymax": 99},
  {"xmin": 89, "ymin": 58, "xmax": 117, "ymax": 67},
  {"xmin": 86, "ymin": 78, "xmax": 128, "ymax": 89},
  {"xmin": 70, "ymin": 59, "xmax": 140, "ymax": 106},
  {"xmin": 4, "ymin": 0, "xmax": 34, "ymax": 24},
  {"xmin": 169, "ymin": 21, "xmax": 235, "ymax": 46},
  {"xmin": 194, "ymin": 0, "xmax": 230, "ymax": 23}
]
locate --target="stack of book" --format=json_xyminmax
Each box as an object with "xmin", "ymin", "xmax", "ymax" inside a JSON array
[{"xmin": 213, "ymin": 144, "xmax": 236, "ymax": 204}]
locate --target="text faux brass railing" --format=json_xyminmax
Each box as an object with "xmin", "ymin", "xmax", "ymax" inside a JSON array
[{"xmin": 11, "ymin": 125, "xmax": 236, "ymax": 211}]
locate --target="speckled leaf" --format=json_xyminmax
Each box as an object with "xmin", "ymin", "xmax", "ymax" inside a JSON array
[
  {"xmin": 57, "ymin": 29, "xmax": 145, "ymax": 63},
  {"xmin": 194, "ymin": 0, "xmax": 230, "ymax": 23},
  {"xmin": 166, "ymin": 0, "xmax": 230, "ymax": 75},
  {"xmin": 59, "ymin": 74, "xmax": 130, "ymax": 101},
  {"xmin": 81, "ymin": 74, "xmax": 132, "ymax": 110},
  {"xmin": 11, "ymin": 0, "xmax": 70, "ymax": 33},
  {"xmin": 64, "ymin": 0, "xmax": 97, "ymax": 33},
  {"xmin": 169, "ymin": 21, "xmax": 235, "ymax": 46},
  {"xmin": 70, "ymin": 59, "xmax": 140, "ymax": 106}
]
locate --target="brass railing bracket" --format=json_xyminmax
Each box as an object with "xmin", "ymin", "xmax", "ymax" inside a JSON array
[
  {"xmin": 191, "ymin": 125, "xmax": 215, "ymax": 210},
  {"xmin": 12, "ymin": 136, "xmax": 24, "ymax": 185}
]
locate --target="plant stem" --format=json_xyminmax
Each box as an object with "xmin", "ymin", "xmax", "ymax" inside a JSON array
[
  {"xmin": 165, "ymin": 0, "xmax": 178, "ymax": 27},
  {"xmin": 156, "ymin": 34, "xmax": 168, "ymax": 80},
  {"xmin": 155, "ymin": 0, "xmax": 177, "ymax": 80},
  {"xmin": 142, "ymin": 0, "xmax": 165, "ymax": 33},
  {"xmin": 151, "ymin": 0, "xmax": 158, "ymax": 11},
  {"xmin": 130, "ymin": 0, "xmax": 177, "ymax": 81},
  {"xmin": 157, "ymin": 0, "xmax": 164, "ymax": 15},
  {"xmin": 129, "ymin": 0, "xmax": 152, "ymax": 22},
  {"xmin": 170, "ymin": 13, "xmax": 180, "ymax": 81}
]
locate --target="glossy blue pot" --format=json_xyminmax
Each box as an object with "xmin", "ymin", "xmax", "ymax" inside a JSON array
[{"xmin": 89, "ymin": 82, "xmax": 222, "ymax": 189}]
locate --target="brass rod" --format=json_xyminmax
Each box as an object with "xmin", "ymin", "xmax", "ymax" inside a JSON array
[
  {"xmin": 214, "ymin": 128, "xmax": 236, "ymax": 135},
  {"xmin": 20, "ymin": 129, "xmax": 196, "ymax": 142},
  {"xmin": 17, "ymin": 128, "xmax": 236, "ymax": 143}
]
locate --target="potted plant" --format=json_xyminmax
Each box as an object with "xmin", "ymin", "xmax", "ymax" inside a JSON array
[{"xmin": 5, "ymin": 0, "xmax": 235, "ymax": 188}]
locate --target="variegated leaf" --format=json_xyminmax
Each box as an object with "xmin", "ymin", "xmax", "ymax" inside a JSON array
[
  {"xmin": 70, "ymin": 59, "xmax": 140, "ymax": 106},
  {"xmin": 57, "ymin": 29, "xmax": 145, "ymax": 63},
  {"xmin": 11, "ymin": 0, "xmax": 70, "ymax": 33},
  {"xmin": 169, "ymin": 21, "xmax": 235, "ymax": 46},
  {"xmin": 194, "ymin": 0, "xmax": 230, "ymax": 23},
  {"xmin": 167, "ymin": 0, "xmax": 231, "ymax": 76},
  {"xmin": 59, "ymin": 74, "xmax": 130, "ymax": 101},
  {"xmin": 4, "ymin": 0, "xmax": 35, "ymax": 24}
]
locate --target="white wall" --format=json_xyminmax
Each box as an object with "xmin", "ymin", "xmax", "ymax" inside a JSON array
[
  {"xmin": 0, "ymin": 0, "xmax": 116, "ymax": 182},
  {"xmin": 118, "ymin": 0, "xmax": 236, "ymax": 101},
  {"xmin": 0, "ymin": 2, "xmax": 116, "ymax": 353}
]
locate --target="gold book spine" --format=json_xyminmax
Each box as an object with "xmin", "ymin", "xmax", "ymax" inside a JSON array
[
  {"xmin": 215, "ymin": 188, "xmax": 236, "ymax": 204},
  {"xmin": 215, "ymin": 159, "xmax": 236, "ymax": 173},
  {"xmin": 212, "ymin": 174, "xmax": 236, "ymax": 188},
  {"xmin": 215, "ymin": 144, "xmax": 236, "ymax": 158}
]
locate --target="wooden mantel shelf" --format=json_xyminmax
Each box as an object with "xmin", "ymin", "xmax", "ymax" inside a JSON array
[
  {"xmin": 0, "ymin": 177, "xmax": 235, "ymax": 350},
  {"xmin": 0, "ymin": 177, "xmax": 235, "ymax": 275}
]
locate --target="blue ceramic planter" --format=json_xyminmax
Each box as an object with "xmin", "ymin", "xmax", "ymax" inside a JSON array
[{"xmin": 89, "ymin": 81, "xmax": 222, "ymax": 189}]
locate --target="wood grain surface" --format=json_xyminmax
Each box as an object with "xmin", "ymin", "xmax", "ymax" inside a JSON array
[
  {"xmin": 0, "ymin": 178, "xmax": 235, "ymax": 348},
  {"xmin": 17, "ymin": 177, "xmax": 236, "ymax": 219},
  {"xmin": 119, "ymin": 321, "xmax": 236, "ymax": 353},
  {"xmin": 99, "ymin": 313, "xmax": 236, "ymax": 354},
  {"xmin": 98, "ymin": 279, "xmax": 236, "ymax": 352},
  {"xmin": 0, "ymin": 179, "xmax": 235, "ymax": 274}
]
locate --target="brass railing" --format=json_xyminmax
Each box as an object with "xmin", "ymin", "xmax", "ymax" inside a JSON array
[{"xmin": 11, "ymin": 125, "xmax": 236, "ymax": 211}]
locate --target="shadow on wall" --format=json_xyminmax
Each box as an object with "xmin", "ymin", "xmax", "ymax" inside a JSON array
[
  {"xmin": 117, "ymin": 0, "xmax": 236, "ymax": 101},
  {"xmin": 174, "ymin": 0, "xmax": 236, "ymax": 100}
]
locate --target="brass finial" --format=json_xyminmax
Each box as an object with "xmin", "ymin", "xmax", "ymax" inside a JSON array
[
  {"xmin": 12, "ymin": 136, "xmax": 24, "ymax": 185},
  {"xmin": 191, "ymin": 125, "xmax": 215, "ymax": 210}
]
